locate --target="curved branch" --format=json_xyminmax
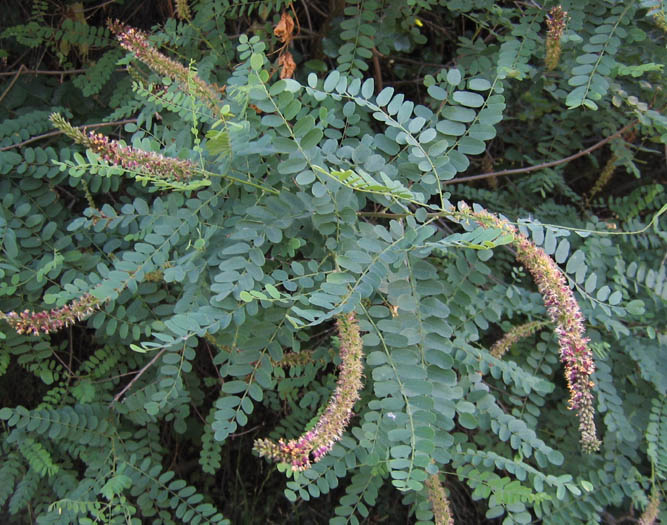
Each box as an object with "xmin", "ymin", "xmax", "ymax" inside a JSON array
[
  {"xmin": 444, "ymin": 120, "xmax": 637, "ymax": 185},
  {"xmin": 0, "ymin": 67, "xmax": 90, "ymax": 77}
]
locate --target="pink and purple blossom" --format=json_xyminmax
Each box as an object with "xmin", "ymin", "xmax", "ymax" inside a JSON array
[
  {"xmin": 460, "ymin": 204, "xmax": 600, "ymax": 452},
  {"xmin": 254, "ymin": 313, "xmax": 364, "ymax": 470},
  {"xmin": 0, "ymin": 293, "xmax": 100, "ymax": 336}
]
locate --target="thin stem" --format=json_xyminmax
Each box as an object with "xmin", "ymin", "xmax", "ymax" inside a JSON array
[
  {"xmin": 444, "ymin": 120, "xmax": 637, "ymax": 185},
  {"xmin": 0, "ymin": 118, "xmax": 138, "ymax": 152},
  {"xmin": 51, "ymin": 347, "xmax": 75, "ymax": 377},
  {"xmin": 110, "ymin": 348, "xmax": 167, "ymax": 405},
  {"xmin": 0, "ymin": 64, "xmax": 26, "ymax": 105},
  {"xmin": 372, "ymin": 48, "xmax": 383, "ymax": 93},
  {"xmin": 0, "ymin": 67, "xmax": 128, "ymax": 77}
]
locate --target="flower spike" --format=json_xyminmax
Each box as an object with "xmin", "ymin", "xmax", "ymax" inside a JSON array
[
  {"xmin": 108, "ymin": 20, "xmax": 224, "ymax": 118},
  {"xmin": 254, "ymin": 313, "xmax": 364, "ymax": 470},
  {"xmin": 50, "ymin": 113, "xmax": 196, "ymax": 183},
  {"xmin": 0, "ymin": 294, "xmax": 101, "ymax": 336},
  {"xmin": 459, "ymin": 203, "xmax": 600, "ymax": 452}
]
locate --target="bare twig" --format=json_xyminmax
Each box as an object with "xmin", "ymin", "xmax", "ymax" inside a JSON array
[
  {"xmin": 372, "ymin": 48, "xmax": 383, "ymax": 93},
  {"xmin": 110, "ymin": 347, "xmax": 167, "ymax": 405},
  {"xmin": 51, "ymin": 347, "xmax": 75, "ymax": 377},
  {"xmin": 0, "ymin": 118, "xmax": 138, "ymax": 151},
  {"xmin": 82, "ymin": 0, "xmax": 121, "ymax": 13},
  {"xmin": 444, "ymin": 120, "xmax": 637, "ymax": 185},
  {"xmin": 230, "ymin": 425, "xmax": 262, "ymax": 438},
  {"xmin": 0, "ymin": 64, "xmax": 26, "ymax": 105},
  {"xmin": 299, "ymin": 0, "xmax": 313, "ymax": 32},
  {"xmin": 0, "ymin": 67, "xmax": 88, "ymax": 77}
]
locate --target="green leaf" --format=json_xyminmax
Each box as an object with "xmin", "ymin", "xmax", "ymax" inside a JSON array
[
  {"xmin": 596, "ymin": 285, "xmax": 611, "ymax": 301},
  {"xmin": 452, "ymin": 91, "xmax": 484, "ymax": 107},
  {"xmin": 555, "ymin": 239, "xmax": 570, "ymax": 264},
  {"xmin": 442, "ymin": 106, "xmax": 476, "ymax": 122},
  {"xmin": 3, "ymin": 229, "xmax": 18, "ymax": 258},
  {"xmin": 437, "ymin": 119, "xmax": 466, "ymax": 136},
  {"xmin": 608, "ymin": 290, "xmax": 622, "ymax": 305},
  {"xmin": 468, "ymin": 78, "xmax": 491, "ymax": 91},
  {"xmin": 222, "ymin": 381, "xmax": 248, "ymax": 394},
  {"xmin": 566, "ymin": 86, "xmax": 588, "ymax": 108},
  {"xmin": 250, "ymin": 53, "xmax": 264, "ymax": 70},
  {"xmin": 293, "ymin": 115, "xmax": 315, "ymax": 138},
  {"xmin": 447, "ymin": 69, "xmax": 462, "ymax": 85},
  {"xmin": 584, "ymin": 272, "xmax": 597, "ymax": 293},
  {"xmin": 458, "ymin": 137, "xmax": 486, "ymax": 155},
  {"xmin": 625, "ymin": 299, "xmax": 645, "ymax": 315},
  {"xmin": 390, "ymin": 445, "xmax": 411, "ymax": 458},
  {"xmin": 566, "ymin": 249, "xmax": 585, "ymax": 275},
  {"xmin": 361, "ymin": 78, "xmax": 374, "ymax": 98},
  {"xmin": 376, "ymin": 87, "xmax": 394, "ymax": 107},
  {"xmin": 486, "ymin": 506, "xmax": 505, "ymax": 519},
  {"xmin": 300, "ymin": 128, "xmax": 323, "ymax": 150},
  {"xmin": 265, "ymin": 283, "xmax": 281, "ymax": 299},
  {"xmin": 459, "ymin": 413, "xmax": 478, "ymax": 429},
  {"xmin": 278, "ymin": 158, "xmax": 308, "ymax": 174},
  {"xmin": 323, "ymin": 70, "xmax": 340, "ymax": 92},
  {"xmin": 239, "ymin": 291, "xmax": 254, "ymax": 302},
  {"xmin": 427, "ymin": 85, "xmax": 447, "ymax": 100}
]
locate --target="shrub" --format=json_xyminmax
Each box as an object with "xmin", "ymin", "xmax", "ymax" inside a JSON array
[{"xmin": 0, "ymin": 1, "xmax": 665, "ymax": 523}]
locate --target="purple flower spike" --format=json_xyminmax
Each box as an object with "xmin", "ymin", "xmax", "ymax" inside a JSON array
[
  {"xmin": 1, "ymin": 294, "xmax": 101, "ymax": 336},
  {"xmin": 254, "ymin": 313, "xmax": 364, "ymax": 470},
  {"xmin": 460, "ymin": 204, "xmax": 601, "ymax": 453}
]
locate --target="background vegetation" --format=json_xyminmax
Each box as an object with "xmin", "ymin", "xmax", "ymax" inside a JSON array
[{"xmin": 0, "ymin": 0, "xmax": 665, "ymax": 523}]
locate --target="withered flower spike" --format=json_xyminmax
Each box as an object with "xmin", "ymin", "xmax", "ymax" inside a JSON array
[
  {"xmin": 638, "ymin": 490, "xmax": 660, "ymax": 525},
  {"xmin": 425, "ymin": 473, "xmax": 455, "ymax": 525},
  {"xmin": 274, "ymin": 12, "xmax": 295, "ymax": 44},
  {"xmin": 278, "ymin": 51, "xmax": 296, "ymax": 79},
  {"xmin": 546, "ymin": 5, "xmax": 568, "ymax": 70}
]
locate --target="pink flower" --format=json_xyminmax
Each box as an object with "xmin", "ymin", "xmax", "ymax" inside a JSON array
[
  {"xmin": 459, "ymin": 204, "xmax": 600, "ymax": 452},
  {"xmin": 49, "ymin": 113, "xmax": 196, "ymax": 183},
  {"xmin": 84, "ymin": 130, "xmax": 196, "ymax": 182},
  {"xmin": 108, "ymin": 20, "xmax": 225, "ymax": 119},
  {"xmin": 254, "ymin": 313, "xmax": 364, "ymax": 470},
  {"xmin": 0, "ymin": 294, "xmax": 100, "ymax": 336}
]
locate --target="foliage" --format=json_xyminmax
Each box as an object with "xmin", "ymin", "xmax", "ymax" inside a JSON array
[{"xmin": 0, "ymin": 0, "xmax": 665, "ymax": 523}]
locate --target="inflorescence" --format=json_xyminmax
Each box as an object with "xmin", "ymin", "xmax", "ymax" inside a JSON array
[
  {"xmin": 49, "ymin": 113, "xmax": 196, "ymax": 183},
  {"xmin": 108, "ymin": 20, "xmax": 224, "ymax": 118},
  {"xmin": 490, "ymin": 320, "xmax": 549, "ymax": 359},
  {"xmin": 0, "ymin": 293, "xmax": 101, "ymax": 336},
  {"xmin": 546, "ymin": 6, "xmax": 569, "ymax": 71},
  {"xmin": 254, "ymin": 313, "xmax": 364, "ymax": 471},
  {"xmin": 638, "ymin": 490, "xmax": 661, "ymax": 525},
  {"xmin": 425, "ymin": 473, "xmax": 455, "ymax": 525},
  {"xmin": 459, "ymin": 204, "xmax": 601, "ymax": 453}
]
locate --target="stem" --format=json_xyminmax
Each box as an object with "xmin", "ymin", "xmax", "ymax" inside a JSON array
[
  {"xmin": 0, "ymin": 119, "xmax": 138, "ymax": 152},
  {"xmin": 444, "ymin": 121, "xmax": 637, "ymax": 185},
  {"xmin": 0, "ymin": 64, "xmax": 26, "ymax": 105},
  {"xmin": 110, "ymin": 348, "xmax": 167, "ymax": 405}
]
